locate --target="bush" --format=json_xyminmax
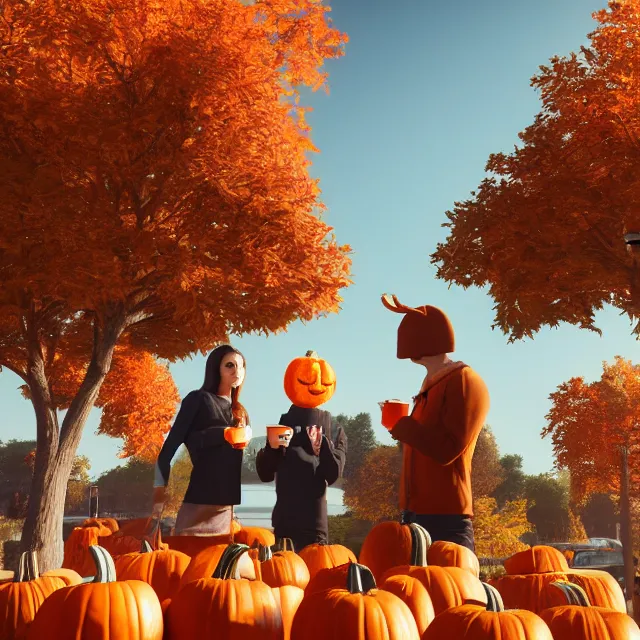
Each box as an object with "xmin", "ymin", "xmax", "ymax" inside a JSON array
[
  {"xmin": 0, "ymin": 517, "xmax": 23, "ymax": 570},
  {"xmin": 328, "ymin": 513, "xmax": 371, "ymax": 557}
]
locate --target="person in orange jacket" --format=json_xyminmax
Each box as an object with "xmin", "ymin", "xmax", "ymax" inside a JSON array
[{"xmin": 380, "ymin": 294, "xmax": 490, "ymax": 550}]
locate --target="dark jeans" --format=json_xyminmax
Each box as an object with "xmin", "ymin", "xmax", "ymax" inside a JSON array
[{"xmin": 402, "ymin": 511, "xmax": 475, "ymax": 551}]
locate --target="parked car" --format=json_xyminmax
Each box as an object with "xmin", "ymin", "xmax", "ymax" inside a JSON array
[{"xmin": 572, "ymin": 548, "xmax": 627, "ymax": 595}]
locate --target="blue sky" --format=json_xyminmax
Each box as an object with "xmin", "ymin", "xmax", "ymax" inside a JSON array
[{"xmin": 2, "ymin": 0, "xmax": 638, "ymax": 479}]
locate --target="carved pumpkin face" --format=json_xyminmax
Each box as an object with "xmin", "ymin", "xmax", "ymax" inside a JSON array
[{"xmin": 283, "ymin": 351, "xmax": 336, "ymax": 409}]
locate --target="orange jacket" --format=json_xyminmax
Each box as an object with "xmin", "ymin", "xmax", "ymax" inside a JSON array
[{"xmin": 392, "ymin": 364, "xmax": 490, "ymax": 517}]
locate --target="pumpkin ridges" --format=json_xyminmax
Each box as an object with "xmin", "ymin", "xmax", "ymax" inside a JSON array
[
  {"xmin": 422, "ymin": 604, "xmax": 554, "ymax": 639},
  {"xmin": 0, "ymin": 551, "xmax": 67, "ymax": 640},
  {"xmin": 114, "ymin": 544, "xmax": 190, "ymax": 604},
  {"xmin": 298, "ymin": 543, "xmax": 356, "ymax": 581},
  {"xmin": 427, "ymin": 540, "xmax": 480, "ymax": 577},
  {"xmin": 491, "ymin": 570, "xmax": 627, "ymax": 614},
  {"xmin": 290, "ymin": 569, "xmax": 420, "ymax": 639},
  {"xmin": 167, "ymin": 572, "xmax": 283, "ymax": 639},
  {"xmin": 380, "ymin": 574, "xmax": 436, "ymax": 635},
  {"xmin": 540, "ymin": 581, "xmax": 640, "ymax": 639},
  {"xmin": 359, "ymin": 521, "xmax": 431, "ymax": 583},
  {"xmin": 382, "ymin": 564, "xmax": 487, "ymax": 615},
  {"xmin": 26, "ymin": 546, "xmax": 163, "ymax": 640},
  {"xmin": 504, "ymin": 545, "xmax": 569, "ymax": 575},
  {"xmin": 283, "ymin": 351, "xmax": 336, "ymax": 409},
  {"xmin": 260, "ymin": 549, "xmax": 310, "ymax": 590}
]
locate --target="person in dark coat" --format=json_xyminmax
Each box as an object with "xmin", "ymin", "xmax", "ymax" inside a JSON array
[
  {"xmin": 149, "ymin": 344, "xmax": 252, "ymax": 537},
  {"xmin": 256, "ymin": 352, "xmax": 347, "ymax": 551}
]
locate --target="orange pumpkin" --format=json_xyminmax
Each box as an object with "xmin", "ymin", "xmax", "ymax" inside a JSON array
[
  {"xmin": 180, "ymin": 542, "xmax": 256, "ymax": 586},
  {"xmin": 0, "ymin": 551, "xmax": 68, "ymax": 640},
  {"xmin": 27, "ymin": 545, "xmax": 163, "ymax": 640},
  {"xmin": 380, "ymin": 574, "xmax": 435, "ymax": 635},
  {"xmin": 260, "ymin": 544, "xmax": 310, "ymax": 590},
  {"xmin": 62, "ymin": 525, "xmax": 104, "ymax": 576},
  {"xmin": 234, "ymin": 526, "xmax": 276, "ymax": 548},
  {"xmin": 305, "ymin": 562, "xmax": 353, "ymax": 595},
  {"xmin": 504, "ymin": 546, "xmax": 569, "ymax": 575},
  {"xmin": 423, "ymin": 583, "xmax": 553, "ymax": 639},
  {"xmin": 272, "ymin": 585, "xmax": 304, "ymax": 640},
  {"xmin": 82, "ymin": 517, "xmax": 119, "ymax": 534},
  {"xmin": 166, "ymin": 544, "xmax": 283, "ymax": 640},
  {"xmin": 297, "ymin": 542, "xmax": 356, "ymax": 580},
  {"xmin": 290, "ymin": 562, "xmax": 420, "ymax": 640},
  {"xmin": 359, "ymin": 520, "xmax": 431, "ymax": 582},
  {"xmin": 540, "ymin": 582, "xmax": 640, "ymax": 639},
  {"xmin": 114, "ymin": 539, "xmax": 190, "ymax": 610},
  {"xmin": 41, "ymin": 567, "xmax": 82, "ymax": 587},
  {"xmin": 427, "ymin": 539, "xmax": 480, "ymax": 577},
  {"xmin": 283, "ymin": 350, "xmax": 336, "ymax": 409}
]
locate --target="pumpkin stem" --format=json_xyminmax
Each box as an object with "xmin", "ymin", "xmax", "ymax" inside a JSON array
[
  {"xmin": 305, "ymin": 350, "xmax": 318, "ymax": 358},
  {"xmin": 258, "ymin": 544, "xmax": 273, "ymax": 562},
  {"xmin": 212, "ymin": 543, "xmax": 250, "ymax": 580},
  {"xmin": 13, "ymin": 551, "xmax": 39, "ymax": 582},
  {"xmin": 140, "ymin": 539, "xmax": 154, "ymax": 554},
  {"xmin": 274, "ymin": 538, "xmax": 295, "ymax": 552},
  {"xmin": 82, "ymin": 545, "xmax": 117, "ymax": 584},
  {"xmin": 409, "ymin": 523, "xmax": 431, "ymax": 566},
  {"xmin": 347, "ymin": 562, "xmax": 377, "ymax": 594},
  {"xmin": 482, "ymin": 582, "xmax": 505, "ymax": 612},
  {"xmin": 551, "ymin": 581, "xmax": 592, "ymax": 607}
]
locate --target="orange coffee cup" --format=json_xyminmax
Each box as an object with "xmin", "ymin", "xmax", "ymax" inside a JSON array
[
  {"xmin": 224, "ymin": 426, "xmax": 251, "ymax": 449},
  {"xmin": 379, "ymin": 399, "xmax": 410, "ymax": 430},
  {"xmin": 267, "ymin": 425, "xmax": 293, "ymax": 448}
]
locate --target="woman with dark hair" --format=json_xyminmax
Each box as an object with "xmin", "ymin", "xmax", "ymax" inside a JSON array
[{"xmin": 149, "ymin": 344, "xmax": 251, "ymax": 536}]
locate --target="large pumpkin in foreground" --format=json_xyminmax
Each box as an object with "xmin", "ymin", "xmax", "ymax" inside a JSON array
[
  {"xmin": 283, "ymin": 350, "xmax": 336, "ymax": 408},
  {"xmin": 0, "ymin": 552, "xmax": 69, "ymax": 640},
  {"xmin": 27, "ymin": 545, "xmax": 163, "ymax": 640},
  {"xmin": 540, "ymin": 582, "xmax": 640, "ymax": 639},
  {"xmin": 291, "ymin": 563, "xmax": 419, "ymax": 640},
  {"xmin": 167, "ymin": 544, "xmax": 282, "ymax": 640},
  {"xmin": 423, "ymin": 584, "xmax": 553, "ymax": 639}
]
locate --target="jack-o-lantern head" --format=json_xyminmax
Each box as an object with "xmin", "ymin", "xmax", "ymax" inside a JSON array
[{"xmin": 284, "ymin": 350, "xmax": 336, "ymax": 408}]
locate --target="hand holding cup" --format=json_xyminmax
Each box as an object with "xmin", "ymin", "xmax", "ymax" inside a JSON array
[
  {"xmin": 267, "ymin": 425, "xmax": 293, "ymax": 449},
  {"xmin": 379, "ymin": 399, "xmax": 410, "ymax": 431}
]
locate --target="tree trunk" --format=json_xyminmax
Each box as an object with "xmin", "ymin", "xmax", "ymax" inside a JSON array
[
  {"xmin": 619, "ymin": 446, "xmax": 636, "ymax": 616},
  {"xmin": 20, "ymin": 311, "xmax": 127, "ymax": 571}
]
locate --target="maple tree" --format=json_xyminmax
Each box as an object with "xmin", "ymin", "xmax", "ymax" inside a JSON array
[
  {"xmin": 431, "ymin": 1, "xmax": 640, "ymax": 340},
  {"xmin": 0, "ymin": 0, "xmax": 350, "ymax": 569},
  {"xmin": 544, "ymin": 356, "xmax": 640, "ymax": 601},
  {"xmin": 543, "ymin": 356, "xmax": 640, "ymax": 502}
]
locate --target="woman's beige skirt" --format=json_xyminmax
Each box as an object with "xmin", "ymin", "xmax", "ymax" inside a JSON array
[{"xmin": 174, "ymin": 502, "xmax": 233, "ymax": 536}]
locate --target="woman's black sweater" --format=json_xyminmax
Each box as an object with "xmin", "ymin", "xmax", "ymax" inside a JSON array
[
  {"xmin": 255, "ymin": 405, "xmax": 347, "ymax": 544},
  {"xmin": 154, "ymin": 390, "xmax": 243, "ymax": 506}
]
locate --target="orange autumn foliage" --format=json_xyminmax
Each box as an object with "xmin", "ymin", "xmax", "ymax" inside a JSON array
[
  {"xmin": 543, "ymin": 356, "xmax": 640, "ymax": 502},
  {"xmin": 431, "ymin": 2, "xmax": 640, "ymax": 340},
  {"xmin": 0, "ymin": 0, "xmax": 351, "ymax": 570}
]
